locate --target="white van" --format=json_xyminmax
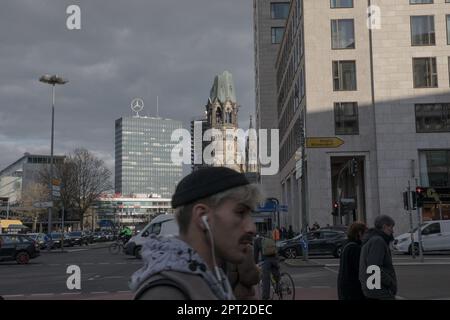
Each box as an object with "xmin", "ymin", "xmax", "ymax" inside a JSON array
[
  {"xmin": 394, "ymin": 220, "xmax": 450, "ymax": 255},
  {"xmin": 124, "ymin": 214, "xmax": 179, "ymax": 258}
]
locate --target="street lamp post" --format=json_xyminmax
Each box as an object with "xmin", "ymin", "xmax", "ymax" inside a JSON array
[{"xmin": 39, "ymin": 74, "xmax": 68, "ymax": 235}]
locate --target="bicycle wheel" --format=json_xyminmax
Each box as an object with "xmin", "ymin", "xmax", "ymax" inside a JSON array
[
  {"xmin": 277, "ymin": 272, "xmax": 296, "ymax": 300},
  {"xmin": 258, "ymin": 279, "xmax": 275, "ymax": 300},
  {"xmin": 109, "ymin": 242, "xmax": 120, "ymax": 255}
]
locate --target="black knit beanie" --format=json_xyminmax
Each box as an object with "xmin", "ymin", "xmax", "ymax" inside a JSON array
[{"xmin": 171, "ymin": 167, "xmax": 250, "ymax": 208}]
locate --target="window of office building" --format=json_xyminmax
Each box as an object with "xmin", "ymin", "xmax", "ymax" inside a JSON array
[
  {"xmin": 334, "ymin": 102, "xmax": 359, "ymax": 135},
  {"xmin": 416, "ymin": 103, "xmax": 450, "ymax": 133},
  {"xmin": 411, "ymin": 16, "xmax": 435, "ymax": 46},
  {"xmin": 410, "ymin": 0, "xmax": 433, "ymax": 4},
  {"xmin": 331, "ymin": 0, "xmax": 353, "ymax": 8},
  {"xmin": 447, "ymin": 15, "xmax": 450, "ymax": 44},
  {"xmin": 419, "ymin": 150, "xmax": 450, "ymax": 187},
  {"xmin": 333, "ymin": 61, "xmax": 357, "ymax": 91},
  {"xmin": 413, "ymin": 57, "xmax": 438, "ymax": 88},
  {"xmin": 449, "ymin": 57, "xmax": 450, "ymax": 86},
  {"xmin": 272, "ymin": 27, "xmax": 285, "ymax": 44},
  {"xmin": 331, "ymin": 19, "xmax": 355, "ymax": 49},
  {"xmin": 271, "ymin": 2, "xmax": 290, "ymax": 19}
]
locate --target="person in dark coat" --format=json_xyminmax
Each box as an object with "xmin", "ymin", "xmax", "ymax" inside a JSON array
[
  {"xmin": 287, "ymin": 225, "xmax": 294, "ymax": 239},
  {"xmin": 359, "ymin": 215, "xmax": 397, "ymax": 300},
  {"xmin": 337, "ymin": 222, "xmax": 368, "ymax": 300}
]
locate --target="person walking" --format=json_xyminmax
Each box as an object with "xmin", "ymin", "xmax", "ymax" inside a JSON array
[
  {"xmin": 359, "ymin": 215, "xmax": 397, "ymax": 300},
  {"xmin": 272, "ymin": 227, "xmax": 280, "ymax": 242},
  {"xmin": 337, "ymin": 221, "xmax": 368, "ymax": 300},
  {"xmin": 287, "ymin": 225, "xmax": 294, "ymax": 239}
]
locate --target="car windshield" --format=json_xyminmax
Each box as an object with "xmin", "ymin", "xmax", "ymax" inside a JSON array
[
  {"xmin": 51, "ymin": 233, "xmax": 62, "ymax": 238},
  {"xmin": 70, "ymin": 232, "xmax": 82, "ymax": 236},
  {"xmin": 412, "ymin": 223, "xmax": 428, "ymax": 233}
]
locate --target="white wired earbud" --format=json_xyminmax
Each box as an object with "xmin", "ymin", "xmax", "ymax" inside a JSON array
[{"xmin": 201, "ymin": 215, "xmax": 223, "ymax": 283}]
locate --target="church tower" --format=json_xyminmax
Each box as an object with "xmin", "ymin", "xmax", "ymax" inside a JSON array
[{"xmin": 206, "ymin": 71, "xmax": 243, "ymax": 172}]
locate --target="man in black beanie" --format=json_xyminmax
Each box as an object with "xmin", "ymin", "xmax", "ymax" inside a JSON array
[{"xmin": 130, "ymin": 167, "xmax": 262, "ymax": 300}]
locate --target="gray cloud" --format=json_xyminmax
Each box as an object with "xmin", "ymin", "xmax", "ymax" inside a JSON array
[{"xmin": 0, "ymin": 0, "xmax": 255, "ymax": 173}]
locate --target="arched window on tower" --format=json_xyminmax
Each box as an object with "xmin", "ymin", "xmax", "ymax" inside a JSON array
[
  {"xmin": 226, "ymin": 111, "xmax": 232, "ymax": 124},
  {"xmin": 216, "ymin": 107, "xmax": 222, "ymax": 124}
]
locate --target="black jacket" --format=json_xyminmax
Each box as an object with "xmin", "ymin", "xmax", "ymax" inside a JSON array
[
  {"xmin": 337, "ymin": 240, "xmax": 365, "ymax": 300},
  {"xmin": 359, "ymin": 229, "xmax": 397, "ymax": 300}
]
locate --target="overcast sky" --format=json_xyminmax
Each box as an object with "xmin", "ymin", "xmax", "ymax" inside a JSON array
[{"xmin": 0, "ymin": 0, "xmax": 255, "ymax": 173}]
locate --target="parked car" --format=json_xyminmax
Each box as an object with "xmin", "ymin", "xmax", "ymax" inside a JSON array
[
  {"xmin": 93, "ymin": 232, "xmax": 107, "ymax": 242},
  {"xmin": 277, "ymin": 230, "xmax": 347, "ymax": 258},
  {"xmin": 320, "ymin": 225, "xmax": 348, "ymax": 232},
  {"xmin": 103, "ymin": 231, "xmax": 115, "ymax": 241},
  {"xmin": 27, "ymin": 233, "xmax": 50, "ymax": 249},
  {"xmin": 68, "ymin": 231, "xmax": 88, "ymax": 246},
  {"xmin": 83, "ymin": 231, "xmax": 95, "ymax": 244},
  {"xmin": 125, "ymin": 214, "xmax": 178, "ymax": 259},
  {"xmin": 394, "ymin": 220, "xmax": 450, "ymax": 255},
  {"xmin": 0, "ymin": 234, "xmax": 40, "ymax": 264},
  {"xmin": 48, "ymin": 233, "xmax": 72, "ymax": 248}
]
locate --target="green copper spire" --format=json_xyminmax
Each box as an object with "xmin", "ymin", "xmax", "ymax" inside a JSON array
[{"xmin": 209, "ymin": 70, "xmax": 236, "ymax": 104}]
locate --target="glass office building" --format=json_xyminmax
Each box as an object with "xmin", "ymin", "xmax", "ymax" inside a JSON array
[{"xmin": 115, "ymin": 116, "xmax": 183, "ymax": 198}]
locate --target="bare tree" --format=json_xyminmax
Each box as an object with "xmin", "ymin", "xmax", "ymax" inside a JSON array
[
  {"xmin": 40, "ymin": 148, "xmax": 112, "ymax": 230},
  {"xmin": 69, "ymin": 148, "xmax": 112, "ymax": 230}
]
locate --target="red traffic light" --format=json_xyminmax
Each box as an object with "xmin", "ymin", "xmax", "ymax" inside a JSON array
[
  {"xmin": 416, "ymin": 187, "xmax": 424, "ymax": 194},
  {"xmin": 333, "ymin": 201, "xmax": 339, "ymax": 208}
]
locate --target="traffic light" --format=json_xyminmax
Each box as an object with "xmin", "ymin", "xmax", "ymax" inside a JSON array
[
  {"xmin": 403, "ymin": 191, "xmax": 417, "ymax": 211},
  {"xmin": 416, "ymin": 187, "xmax": 425, "ymax": 208},
  {"xmin": 410, "ymin": 191, "xmax": 417, "ymax": 210},
  {"xmin": 403, "ymin": 191, "xmax": 409, "ymax": 210},
  {"xmin": 350, "ymin": 158, "xmax": 358, "ymax": 177},
  {"xmin": 332, "ymin": 201, "xmax": 339, "ymax": 216}
]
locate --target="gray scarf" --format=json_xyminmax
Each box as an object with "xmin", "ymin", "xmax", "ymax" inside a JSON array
[{"xmin": 129, "ymin": 235, "xmax": 235, "ymax": 300}]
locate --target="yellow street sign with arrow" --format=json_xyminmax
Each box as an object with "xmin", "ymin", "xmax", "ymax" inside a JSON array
[{"xmin": 306, "ymin": 137, "xmax": 344, "ymax": 148}]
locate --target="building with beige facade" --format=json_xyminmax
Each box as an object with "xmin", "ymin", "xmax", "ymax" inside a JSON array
[{"xmin": 261, "ymin": 0, "xmax": 450, "ymax": 234}]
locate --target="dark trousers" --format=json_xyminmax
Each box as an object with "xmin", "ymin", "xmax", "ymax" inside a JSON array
[{"xmin": 261, "ymin": 256, "xmax": 280, "ymax": 300}]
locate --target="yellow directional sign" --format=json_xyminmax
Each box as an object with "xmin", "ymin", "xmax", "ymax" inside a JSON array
[{"xmin": 306, "ymin": 137, "xmax": 344, "ymax": 148}]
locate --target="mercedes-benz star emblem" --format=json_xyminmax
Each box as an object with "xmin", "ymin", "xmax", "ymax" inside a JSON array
[{"xmin": 131, "ymin": 98, "xmax": 144, "ymax": 116}]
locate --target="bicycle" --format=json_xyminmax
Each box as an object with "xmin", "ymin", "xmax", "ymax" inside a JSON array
[
  {"xmin": 108, "ymin": 238, "xmax": 126, "ymax": 255},
  {"xmin": 257, "ymin": 262, "xmax": 296, "ymax": 300}
]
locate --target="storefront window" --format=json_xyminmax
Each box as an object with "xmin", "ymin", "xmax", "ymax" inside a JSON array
[{"xmin": 419, "ymin": 150, "xmax": 450, "ymax": 187}]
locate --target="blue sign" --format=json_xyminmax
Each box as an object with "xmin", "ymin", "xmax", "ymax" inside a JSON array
[
  {"xmin": 98, "ymin": 220, "xmax": 115, "ymax": 228},
  {"xmin": 254, "ymin": 202, "xmax": 289, "ymax": 213}
]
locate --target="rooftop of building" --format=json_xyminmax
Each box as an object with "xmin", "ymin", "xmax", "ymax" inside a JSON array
[{"xmin": 0, "ymin": 153, "xmax": 66, "ymax": 176}]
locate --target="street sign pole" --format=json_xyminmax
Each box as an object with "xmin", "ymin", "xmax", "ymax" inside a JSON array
[
  {"xmin": 416, "ymin": 206, "xmax": 424, "ymax": 263},
  {"xmin": 408, "ymin": 181, "xmax": 415, "ymax": 259},
  {"xmin": 61, "ymin": 206, "xmax": 65, "ymax": 253},
  {"xmin": 6, "ymin": 199, "xmax": 9, "ymax": 220}
]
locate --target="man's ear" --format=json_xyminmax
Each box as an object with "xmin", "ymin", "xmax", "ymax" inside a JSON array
[{"xmin": 191, "ymin": 203, "xmax": 209, "ymax": 232}]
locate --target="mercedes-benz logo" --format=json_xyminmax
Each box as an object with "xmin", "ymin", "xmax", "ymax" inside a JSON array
[{"xmin": 131, "ymin": 98, "xmax": 144, "ymax": 114}]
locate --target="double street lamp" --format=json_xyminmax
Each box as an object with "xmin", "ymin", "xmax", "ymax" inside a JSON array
[{"xmin": 39, "ymin": 74, "xmax": 68, "ymax": 235}]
